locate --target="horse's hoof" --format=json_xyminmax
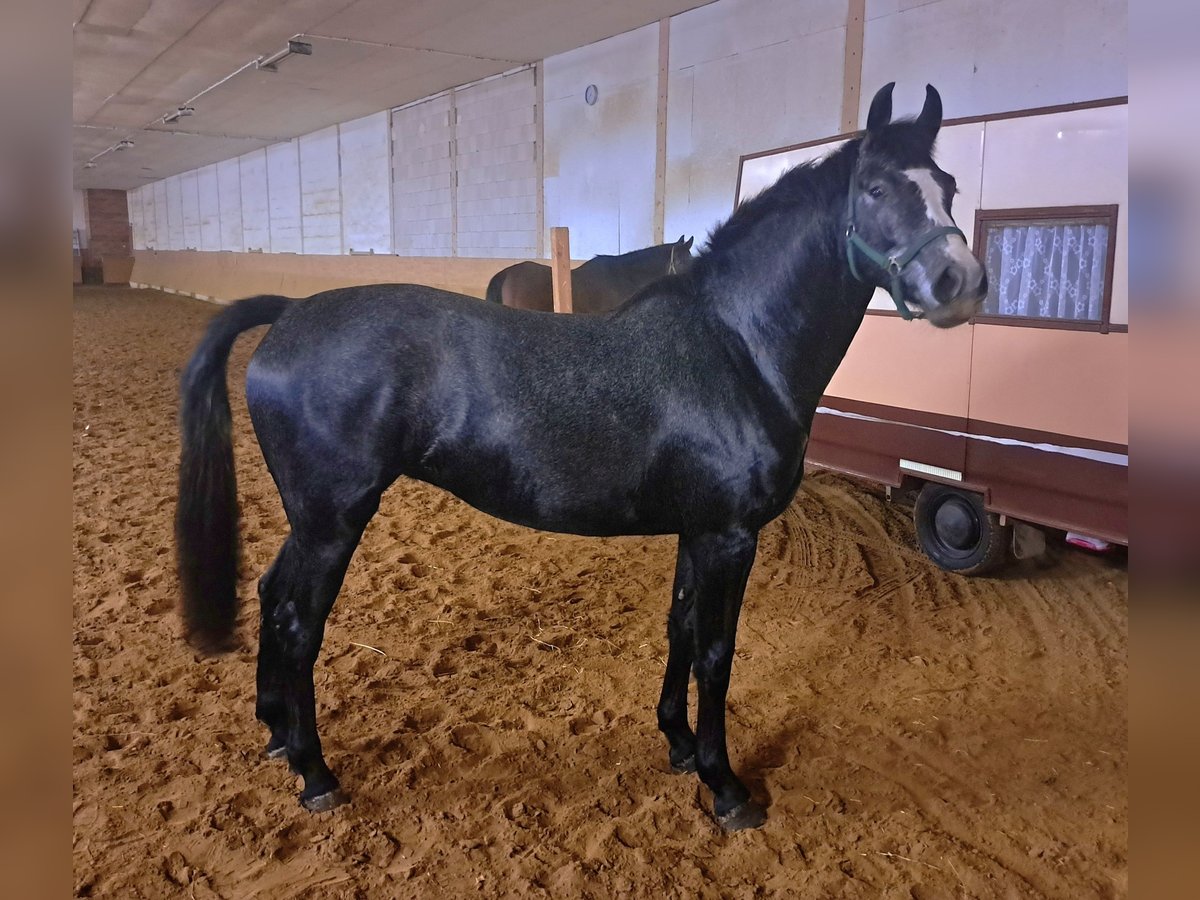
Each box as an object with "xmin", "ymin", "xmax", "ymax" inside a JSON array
[
  {"xmin": 264, "ymin": 742, "xmax": 288, "ymax": 760},
  {"xmin": 670, "ymin": 754, "xmax": 697, "ymax": 774},
  {"xmin": 717, "ymin": 799, "xmax": 767, "ymax": 832},
  {"xmin": 301, "ymin": 788, "xmax": 349, "ymax": 813}
]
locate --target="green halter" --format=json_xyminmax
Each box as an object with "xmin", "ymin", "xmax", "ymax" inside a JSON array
[{"xmin": 845, "ymin": 179, "xmax": 965, "ymax": 320}]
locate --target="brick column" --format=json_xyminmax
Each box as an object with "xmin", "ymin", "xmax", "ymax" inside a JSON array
[{"xmin": 83, "ymin": 189, "xmax": 132, "ymax": 284}]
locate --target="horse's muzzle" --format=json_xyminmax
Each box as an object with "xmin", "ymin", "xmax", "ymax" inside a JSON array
[{"xmin": 922, "ymin": 261, "xmax": 986, "ymax": 328}]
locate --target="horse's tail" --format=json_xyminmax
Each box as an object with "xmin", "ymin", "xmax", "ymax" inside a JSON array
[
  {"xmin": 176, "ymin": 294, "xmax": 290, "ymax": 654},
  {"xmin": 484, "ymin": 267, "xmax": 506, "ymax": 304}
]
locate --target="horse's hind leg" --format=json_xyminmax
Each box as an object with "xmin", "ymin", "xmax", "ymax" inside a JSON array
[
  {"xmin": 658, "ymin": 541, "xmax": 697, "ymax": 773},
  {"xmin": 685, "ymin": 528, "xmax": 767, "ymax": 831},
  {"xmin": 266, "ymin": 491, "xmax": 380, "ymax": 811},
  {"xmin": 256, "ymin": 538, "xmax": 294, "ymax": 759}
]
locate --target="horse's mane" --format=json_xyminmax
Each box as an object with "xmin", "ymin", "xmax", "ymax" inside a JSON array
[
  {"xmin": 700, "ymin": 117, "xmax": 938, "ymax": 264},
  {"xmin": 589, "ymin": 241, "xmax": 676, "ymax": 265},
  {"xmin": 700, "ymin": 141, "xmax": 858, "ymax": 265}
]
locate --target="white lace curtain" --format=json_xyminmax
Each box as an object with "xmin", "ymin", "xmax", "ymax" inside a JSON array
[{"xmin": 982, "ymin": 222, "xmax": 1109, "ymax": 321}]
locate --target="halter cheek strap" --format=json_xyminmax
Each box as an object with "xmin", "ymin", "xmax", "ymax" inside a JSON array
[{"xmin": 845, "ymin": 181, "xmax": 965, "ymax": 320}]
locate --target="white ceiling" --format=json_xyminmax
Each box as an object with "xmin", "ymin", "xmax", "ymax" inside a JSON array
[{"xmin": 73, "ymin": 0, "xmax": 714, "ymax": 190}]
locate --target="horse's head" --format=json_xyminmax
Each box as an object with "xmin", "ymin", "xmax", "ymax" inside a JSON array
[
  {"xmin": 847, "ymin": 83, "xmax": 986, "ymax": 328},
  {"xmin": 668, "ymin": 235, "xmax": 695, "ymax": 275}
]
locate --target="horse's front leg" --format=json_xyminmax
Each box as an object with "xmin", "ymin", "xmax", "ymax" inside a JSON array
[
  {"xmin": 657, "ymin": 540, "xmax": 697, "ymax": 773},
  {"xmin": 685, "ymin": 528, "xmax": 766, "ymax": 831}
]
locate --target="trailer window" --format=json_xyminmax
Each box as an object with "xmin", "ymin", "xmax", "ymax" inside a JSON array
[{"xmin": 973, "ymin": 205, "xmax": 1119, "ymax": 332}]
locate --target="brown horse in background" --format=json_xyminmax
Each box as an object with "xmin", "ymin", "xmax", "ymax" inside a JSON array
[{"xmin": 485, "ymin": 235, "xmax": 694, "ymax": 313}]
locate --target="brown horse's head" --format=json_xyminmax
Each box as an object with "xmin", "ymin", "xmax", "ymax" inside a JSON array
[{"xmin": 668, "ymin": 235, "xmax": 695, "ymax": 275}]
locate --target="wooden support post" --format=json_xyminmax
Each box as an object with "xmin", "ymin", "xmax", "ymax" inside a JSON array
[
  {"xmin": 550, "ymin": 226, "xmax": 573, "ymax": 314},
  {"xmin": 535, "ymin": 62, "xmax": 545, "ymax": 259},
  {"xmin": 653, "ymin": 16, "xmax": 670, "ymax": 244},
  {"xmin": 841, "ymin": 0, "xmax": 866, "ymax": 133}
]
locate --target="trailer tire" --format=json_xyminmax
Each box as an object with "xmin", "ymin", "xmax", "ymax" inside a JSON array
[{"xmin": 913, "ymin": 483, "xmax": 1010, "ymax": 575}]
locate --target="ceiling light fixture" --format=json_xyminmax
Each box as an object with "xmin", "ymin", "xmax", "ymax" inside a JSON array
[
  {"xmin": 82, "ymin": 137, "xmax": 136, "ymax": 169},
  {"xmin": 161, "ymin": 106, "xmax": 195, "ymax": 125},
  {"xmin": 257, "ymin": 39, "xmax": 313, "ymax": 72}
]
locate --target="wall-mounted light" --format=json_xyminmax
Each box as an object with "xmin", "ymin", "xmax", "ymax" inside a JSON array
[
  {"xmin": 83, "ymin": 162, "xmax": 97, "ymax": 169},
  {"xmin": 115, "ymin": 139, "xmax": 135, "ymax": 150},
  {"xmin": 257, "ymin": 39, "xmax": 313, "ymax": 72}
]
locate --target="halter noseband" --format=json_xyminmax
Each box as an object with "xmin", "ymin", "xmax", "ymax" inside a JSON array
[{"xmin": 845, "ymin": 179, "xmax": 965, "ymax": 320}]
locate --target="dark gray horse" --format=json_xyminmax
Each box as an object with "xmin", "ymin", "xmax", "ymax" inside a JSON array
[
  {"xmin": 484, "ymin": 236, "xmax": 694, "ymax": 312},
  {"xmin": 176, "ymin": 84, "xmax": 984, "ymax": 831}
]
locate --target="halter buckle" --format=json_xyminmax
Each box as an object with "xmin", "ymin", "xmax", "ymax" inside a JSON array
[{"xmin": 887, "ymin": 257, "xmax": 902, "ymax": 276}]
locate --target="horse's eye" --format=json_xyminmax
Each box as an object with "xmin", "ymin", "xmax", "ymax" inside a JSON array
[{"xmin": 868, "ymin": 185, "xmax": 886, "ymax": 199}]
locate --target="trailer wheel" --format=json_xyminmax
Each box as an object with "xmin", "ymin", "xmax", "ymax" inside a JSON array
[{"xmin": 913, "ymin": 483, "xmax": 1010, "ymax": 575}]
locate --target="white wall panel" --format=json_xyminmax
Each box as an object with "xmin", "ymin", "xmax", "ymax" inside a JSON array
[
  {"xmin": 267, "ymin": 142, "xmax": 302, "ymax": 253},
  {"xmin": 153, "ymin": 180, "xmax": 169, "ymax": 250},
  {"xmin": 299, "ymin": 126, "xmax": 341, "ymax": 254},
  {"xmin": 339, "ymin": 112, "xmax": 392, "ymax": 254},
  {"xmin": 670, "ymin": 0, "xmax": 846, "ymax": 71},
  {"xmin": 141, "ymin": 186, "xmax": 157, "ymax": 250},
  {"xmin": 392, "ymin": 95, "xmax": 454, "ymax": 257},
  {"xmin": 166, "ymin": 175, "xmax": 185, "ymax": 249},
  {"xmin": 861, "ymin": 0, "xmax": 1126, "ymax": 123},
  {"xmin": 455, "ymin": 68, "xmax": 538, "ymax": 258},
  {"xmin": 239, "ymin": 149, "xmax": 270, "ymax": 253},
  {"xmin": 544, "ymin": 26, "xmax": 656, "ymax": 258},
  {"xmin": 142, "ymin": 187, "xmax": 157, "ymax": 250},
  {"xmin": 181, "ymin": 170, "xmax": 202, "ymax": 249},
  {"xmin": 197, "ymin": 164, "xmax": 221, "ymax": 252},
  {"xmin": 126, "ymin": 188, "xmax": 141, "ymax": 250},
  {"xmin": 217, "ymin": 158, "xmax": 242, "ymax": 252},
  {"xmin": 664, "ymin": 0, "xmax": 845, "ymax": 251}
]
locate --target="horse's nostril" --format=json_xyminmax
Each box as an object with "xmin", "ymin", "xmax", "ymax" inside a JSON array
[{"xmin": 934, "ymin": 266, "xmax": 964, "ymax": 304}]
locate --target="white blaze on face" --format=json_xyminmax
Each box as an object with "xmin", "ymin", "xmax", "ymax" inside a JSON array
[
  {"xmin": 901, "ymin": 167, "xmax": 980, "ymax": 297},
  {"xmin": 903, "ymin": 167, "xmax": 956, "ymax": 228}
]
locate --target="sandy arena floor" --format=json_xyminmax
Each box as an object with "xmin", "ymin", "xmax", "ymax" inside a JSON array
[{"xmin": 73, "ymin": 286, "xmax": 1127, "ymax": 898}]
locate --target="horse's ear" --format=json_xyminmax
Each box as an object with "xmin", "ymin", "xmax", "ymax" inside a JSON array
[
  {"xmin": 916, "ymin": 84, "xmax": 943, "ymax": 143},
  {"xmin": 684, "ymin": 236, "xmax": 693, "ymax": 250},
  {"xmin": 866, "ymin": 82, "xmax": 895, "ymax": 133}
]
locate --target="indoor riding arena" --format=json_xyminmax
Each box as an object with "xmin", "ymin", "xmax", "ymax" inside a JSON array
[{"xmin": 73, "ymin": 2, "xmax": 1128, "ymax": 897}]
